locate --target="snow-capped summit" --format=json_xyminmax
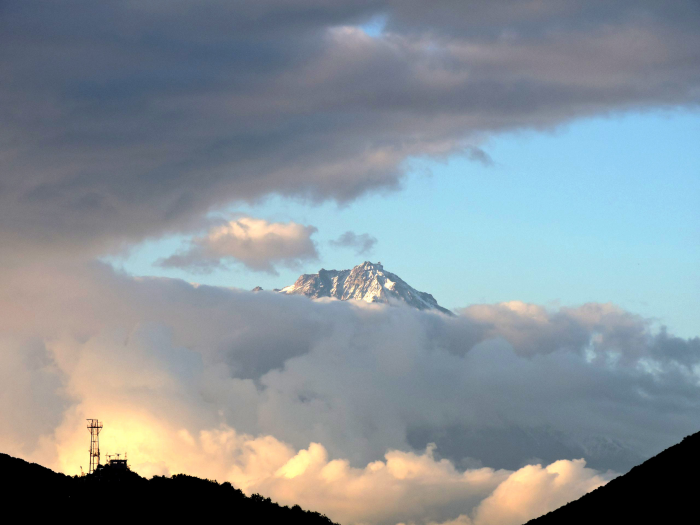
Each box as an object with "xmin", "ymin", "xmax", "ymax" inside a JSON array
[{"xmin": 278, "ymin": 261, "xmax": 453, "ymax": 315}]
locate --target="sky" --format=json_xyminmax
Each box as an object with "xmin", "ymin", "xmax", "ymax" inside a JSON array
[
  {"xmin": 114, "ymin": 110, "xmax": 699, "ymax": 337},
  {"xmin": 1, "ymin": 2, "xmax": 700, "ymax": 525}
]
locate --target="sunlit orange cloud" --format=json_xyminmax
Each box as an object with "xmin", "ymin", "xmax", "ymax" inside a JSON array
[
  {"xmin": 27, "ymin": 321, "xmax": 610, "ymax": 525},
  {"xmin": 9, "ymin": 261, "xmax": 685, "ymax": 524},
  {"xmin": 50, "ymin": 413, "xmax": 609, "ymax": 525}
]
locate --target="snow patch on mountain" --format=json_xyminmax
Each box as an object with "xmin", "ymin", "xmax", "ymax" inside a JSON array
[{"xmin": 276, "ymin": 261, "xmax": 453, "ymax": 315}]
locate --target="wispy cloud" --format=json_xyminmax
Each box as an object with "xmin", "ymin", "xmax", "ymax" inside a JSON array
[{"xmin": 330, "ymin": 231, "xmax": 378, "ymax": 255}]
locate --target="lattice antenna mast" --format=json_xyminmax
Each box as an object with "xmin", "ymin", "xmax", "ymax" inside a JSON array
[{"xmin": 86, "ymin": 419, "xmax": 103, "ymax": 474}]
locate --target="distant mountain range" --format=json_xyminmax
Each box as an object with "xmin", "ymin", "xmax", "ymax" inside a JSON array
[
  {"xmin": 259, "ymin": 261, "xmax": 453, "ymax": 315},
  {"xmin": 525, "ymin": 430, "xmax": 700, "ymax": 524}
]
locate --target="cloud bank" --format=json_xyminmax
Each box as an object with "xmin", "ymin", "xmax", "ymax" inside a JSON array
[
  {"xmin": 1, "ymin": 1, "xmax": 699, "ymax": 254},
  {"xmin": 330, "ymin": 231, "xmax": 378, "ymax": 255},
  {"xmin": 1, "ymin": 3, "xmax": 699, "ymax": 522},
  {"xmin": 158, "ymin": 217, "xmax": 318, "ymax": 274},
  {"xmin": 1, "ymin": 261, "xmax": 698, "ymax": 523}
]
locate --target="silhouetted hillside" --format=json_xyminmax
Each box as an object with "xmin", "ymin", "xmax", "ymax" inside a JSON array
[
  {"xmin": 525, "ymin": 431, "xmax": 700, "ymax": 524},
  {"xmin": 1, "ymin": 453, "xmax": 337, "ymax": 523}
]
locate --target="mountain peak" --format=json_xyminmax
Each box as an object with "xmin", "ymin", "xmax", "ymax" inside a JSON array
[{"xmin": 278, "ymin": 262, "xmax": 452, "ymax": 315}]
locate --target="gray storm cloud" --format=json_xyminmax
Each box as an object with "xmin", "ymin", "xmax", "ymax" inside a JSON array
[{"xmin": 1, "ymin": 1, "xmax": 699, "ymax": 254}]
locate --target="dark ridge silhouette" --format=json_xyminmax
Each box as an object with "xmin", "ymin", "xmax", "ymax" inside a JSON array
[
  {"xmin": 525, "ymin": 431, "xmax": 700, "ymax": 524},
  {"xmin": 1, "ymin": 453, "xmax": 337, "ymax": 523}
]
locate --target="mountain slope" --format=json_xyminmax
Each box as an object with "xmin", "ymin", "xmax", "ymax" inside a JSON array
[
  {"xmin": 525, "ymin": 430, "xmax": 700, "ymax": 524},
  {"xmin": 0, "ymin": 453, "xmax": 337, "ymax": 523},
  {"xmin": 277, "ymin": 261, "xmax": 453, "ymax": 315}
]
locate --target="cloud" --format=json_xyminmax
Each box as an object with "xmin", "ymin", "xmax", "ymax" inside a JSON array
[
  {"xmin": 330, "ymin": 231, "xmax": 378, "ymax": 255},
  {"xmin": 423, "ymin": 458, "xmax": 609, "ymax": 525},
  {"xmin": 471, "ymin": 459, "xmax": 607, "ymax": 525},
  {"xmin": 2, "ymin": 262, "xmax": 699, "ymax": 479},
  {"xmin": 457, "ymin": 301, "xmax": 649, "ymax": 358},
  {"xmin": 158, "ymin": 217, "xmax": 318, "ymax": 274},
  {"xmin": 465, "ymin": 147, "xmax": 494, "ymax": 167},
  {"xmin": 1, "ymin": 4, "xmax": 697, "ymax": 522},
  {"xmin": 2, "ymin": 260, "xmax": 699, "ymax": 521},
  {"xmin": 252, "ymin": 443, "xmax": 610, "ymax": 525},
  {"xmin": 2, "ymin": 313, "xmax": 610, "ymax": 525},
  {"xmin": 1, "ymin": 1, "xmax": 698, "ymax": 254},
  {"xmin": 427, "ymin": 516, "xmax": 474, "ymax": 525}
]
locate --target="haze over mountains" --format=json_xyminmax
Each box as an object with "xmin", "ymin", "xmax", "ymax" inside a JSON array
[{"xmin": 264, "ymin": 261, "xmax": 453, "ymax": 315}]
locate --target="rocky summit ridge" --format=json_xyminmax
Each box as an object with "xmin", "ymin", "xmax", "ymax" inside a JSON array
[{"xmin": 274, "ymin": 261, "xmax": 453, "ymax": 315}]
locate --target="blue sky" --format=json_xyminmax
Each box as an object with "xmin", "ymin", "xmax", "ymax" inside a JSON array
[{"xmin": 112, "ymin": 109, "xmax": 699, "ymax": 338}]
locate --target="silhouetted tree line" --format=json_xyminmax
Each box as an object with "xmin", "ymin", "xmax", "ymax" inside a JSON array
[{"xmin": 1, "ymin": 453, "xmax": 338, "ymax": 523}]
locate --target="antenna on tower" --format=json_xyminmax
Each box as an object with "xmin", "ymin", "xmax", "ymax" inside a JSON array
[{"xmin": 86, "ymin": 419, "xmax": 103, "ymax": 474}]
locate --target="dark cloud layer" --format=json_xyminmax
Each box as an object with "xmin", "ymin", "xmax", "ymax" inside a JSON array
[{"xmin": 1, "ymin": 1, "xmax": 698, "ymax": 255}]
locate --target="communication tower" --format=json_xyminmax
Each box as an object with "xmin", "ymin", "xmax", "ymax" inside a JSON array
[{"xmin": 86, "ymin": 418, "xmax": 103, "ymax": 474}]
